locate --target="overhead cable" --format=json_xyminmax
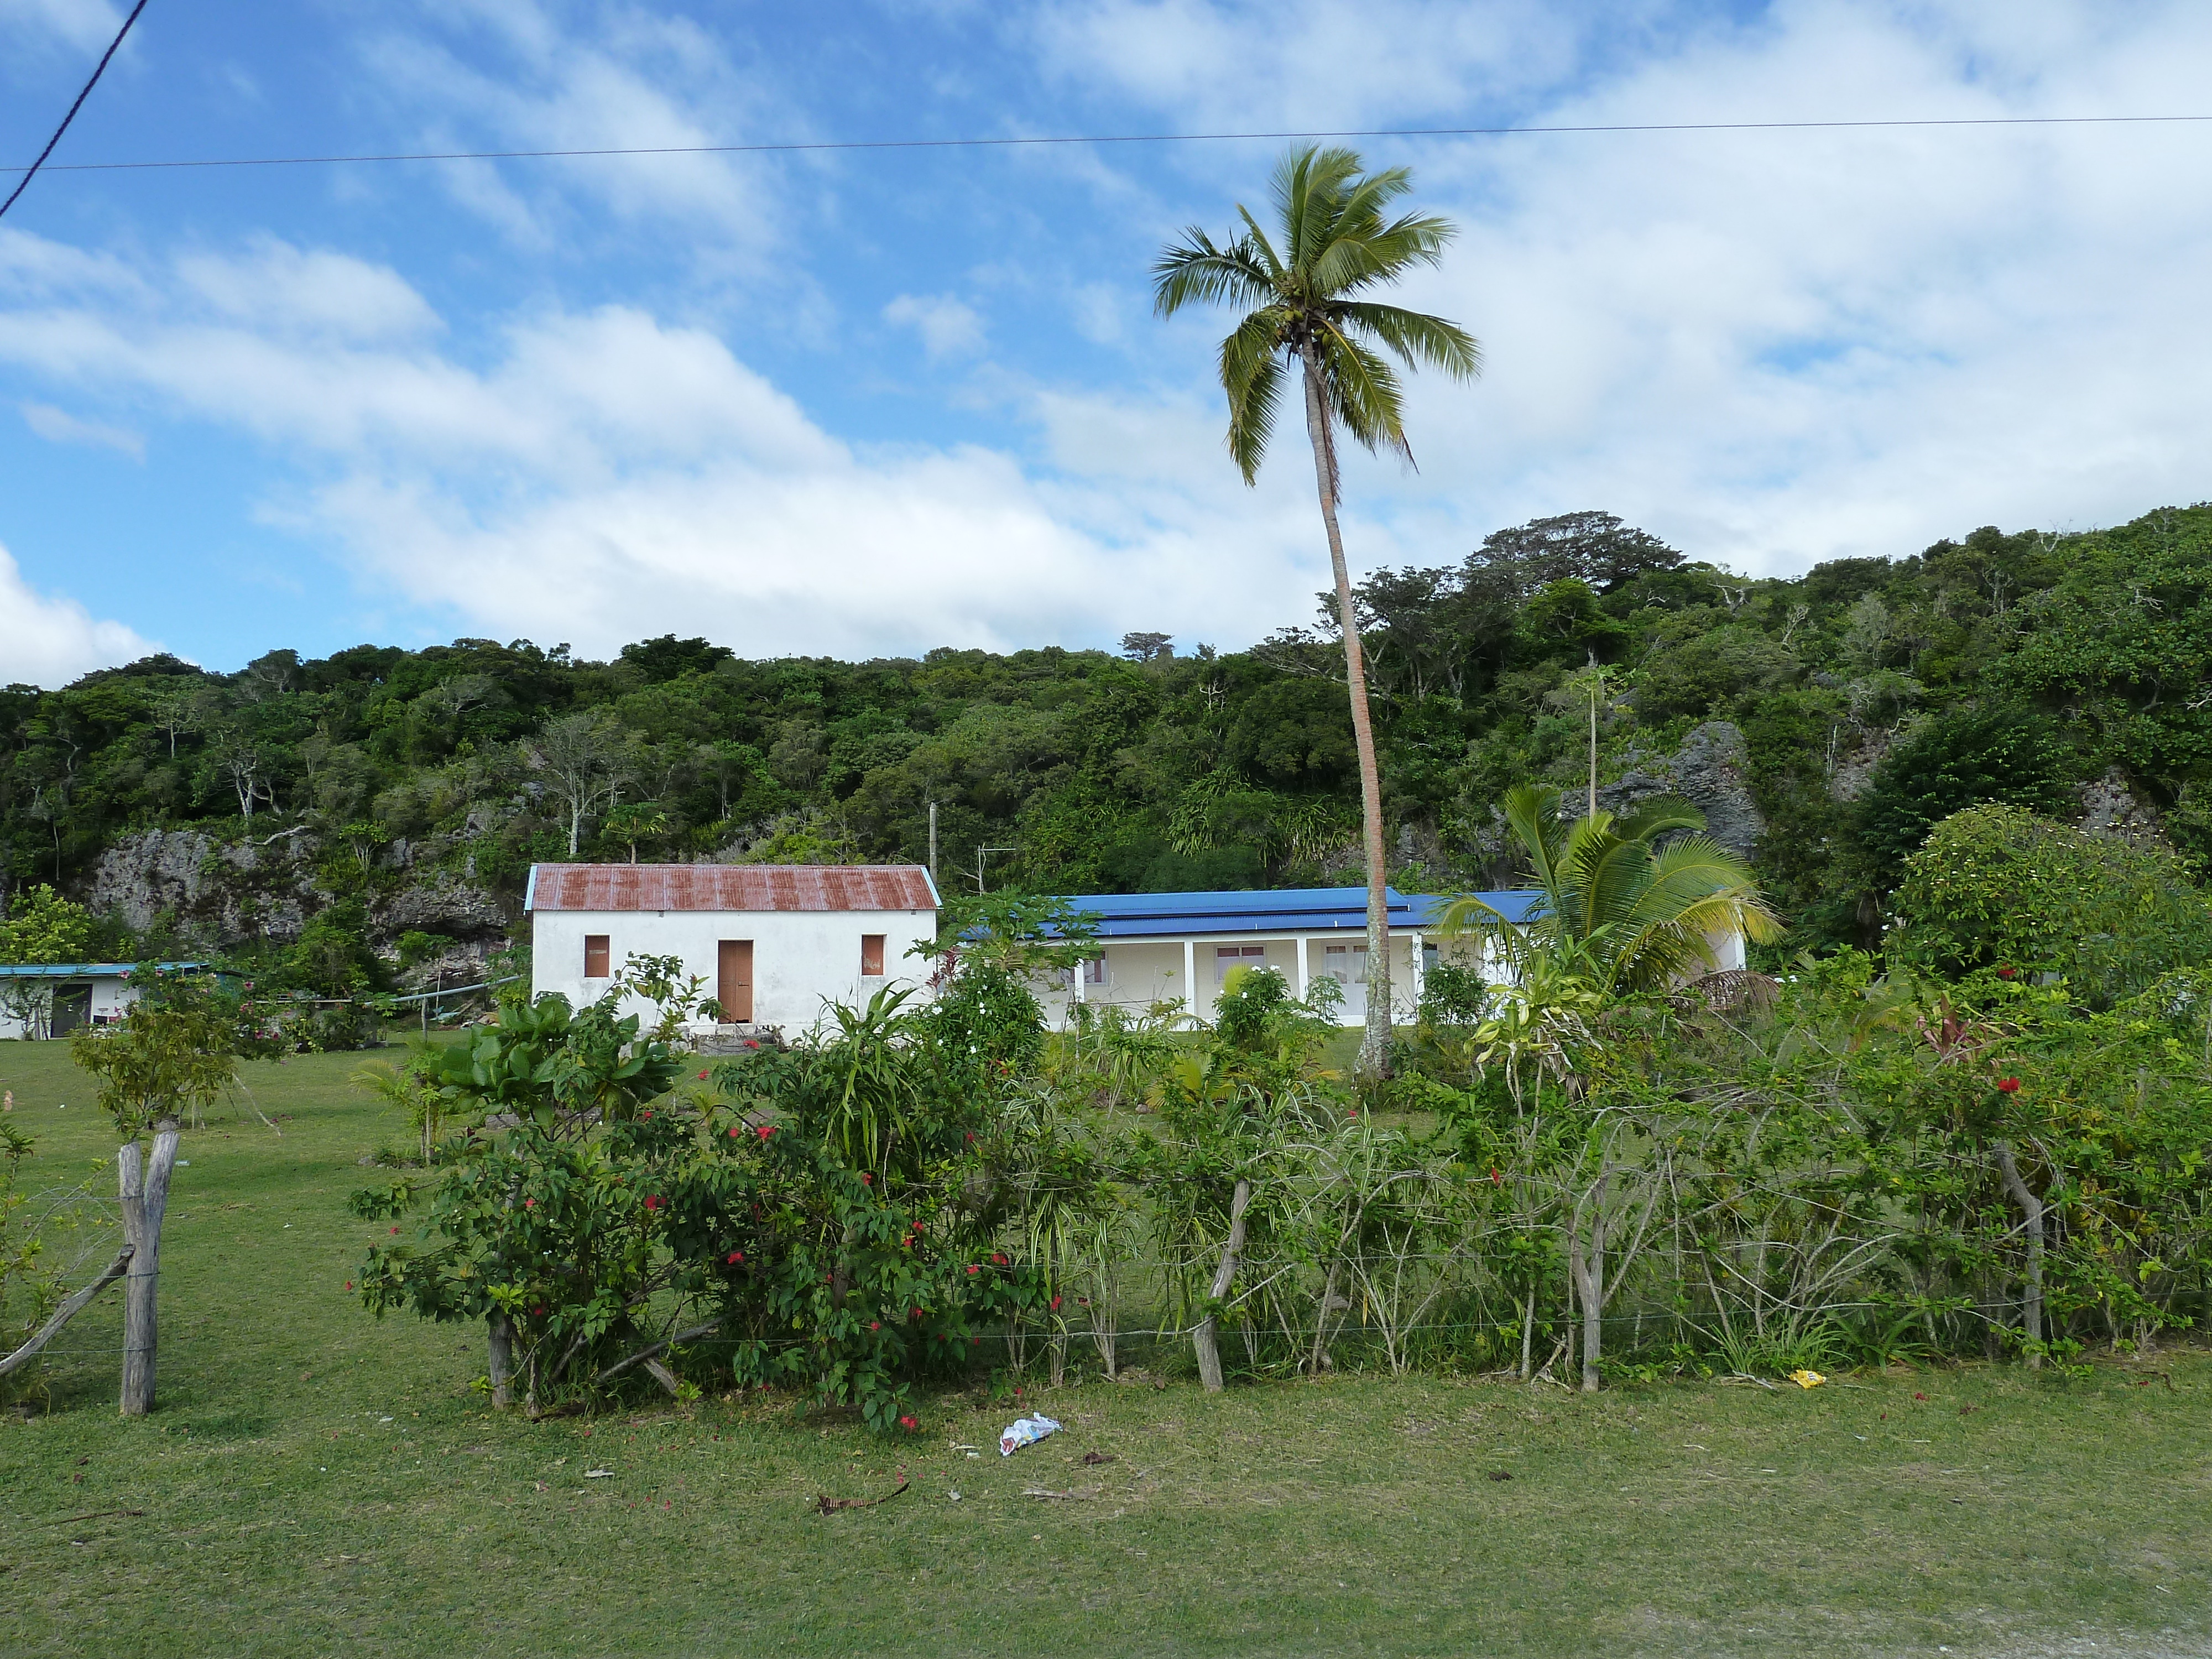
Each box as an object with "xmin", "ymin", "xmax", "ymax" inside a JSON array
[
  {"xmin": 4, "ymin": 111, "xmax": 2209, "ymax": 179},
  {"xmin": 0, "ymin": 0, "xmax": 153, "ymax": 219}
]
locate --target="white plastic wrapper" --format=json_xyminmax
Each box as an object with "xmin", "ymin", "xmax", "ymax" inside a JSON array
[{"xmin": 998, "ymin": 1414, "xmax": 1063, "ymax": 1457}]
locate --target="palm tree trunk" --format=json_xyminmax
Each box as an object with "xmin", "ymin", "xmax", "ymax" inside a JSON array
[{"xmin": 1300, "ymin": 345, "xmax": 1391, "ymax": 1079}]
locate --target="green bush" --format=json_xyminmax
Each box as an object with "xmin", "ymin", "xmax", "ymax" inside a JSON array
[{"xmin": 1890, "ymin": 803, "xmax": 2212, "ymax": 1006}]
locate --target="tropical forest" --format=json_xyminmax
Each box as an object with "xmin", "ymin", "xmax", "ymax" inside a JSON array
[{"xmin": 5, "ymin": 503, "xmax": 2209, "ymax": 979}]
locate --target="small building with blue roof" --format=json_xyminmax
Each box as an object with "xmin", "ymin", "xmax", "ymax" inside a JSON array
[
  {"xmin": 0, "ymin": 962, "xmax": 213, "ymax": 1040},
  {"xmin": 1041, "ymin": 886, "xmax": 1550, "ymax": 1026}
]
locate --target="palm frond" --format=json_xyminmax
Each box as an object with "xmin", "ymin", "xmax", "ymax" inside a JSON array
[
  {"xmin": 1220, "ymin": 317, "xmax": 1289, "ymax": 486},
  {"xmin": 1233, "ymin": 206, "xmax": 1288, "ymax": 288},
  {"xmin": 1316, "ymin": 327, "xmax": 1407, "ymax": 457},
  {"xmin": 1274, "ymin": 146, "xmax": 1364, "ymax": 274},
  {"xmin": 1611, "ymin": 796, "xmax": 1708, "ymax": 843},
  {"xmin": 1151, "ymin": 229, "xmax": 1275, "ymax": 316},
  {"xmin": 1338, "ymin": 302, "xmax": 1482, "ymax": 379},
  {"xmin": 1357, "ymin": 208, "xmax": 1457, "ymax": 270},
  {"xmin": 1334, "ymin": 164, "xmax": 1414, "ymax": 228}
]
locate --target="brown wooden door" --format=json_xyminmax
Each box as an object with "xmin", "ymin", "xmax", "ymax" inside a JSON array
[{"xmin": 717, "ymin": 940, "xmax": 753, "ymax": 1023}]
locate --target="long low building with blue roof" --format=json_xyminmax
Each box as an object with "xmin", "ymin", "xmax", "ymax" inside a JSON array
[
  {"xmin": 0, "ymin": 961, "xmax": 213, "ymax": 1040},
  {"xmin": 1039, "ymin": 885, "xmax": 1558, "ymax": 1026}
]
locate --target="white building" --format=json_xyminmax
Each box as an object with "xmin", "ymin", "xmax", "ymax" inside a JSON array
[
  {"xmin": 524, "ymin": 863, "xmax": 940, "ymax": 1035},
  {"xmin": 1032, "ymin": 886, "xmax": 1540, "ymax": 1028},
  {"xmin": 0, "ymin": 962, "xmax": 210, "ymax": 1040}
]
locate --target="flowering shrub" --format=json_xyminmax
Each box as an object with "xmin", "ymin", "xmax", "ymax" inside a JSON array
[{"xmin": 353, "ymin": 977, "xmax": 1045, "ymax": 1430}]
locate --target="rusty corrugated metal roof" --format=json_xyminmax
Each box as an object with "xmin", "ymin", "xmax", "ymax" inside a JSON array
[{"xmin": 526, "ymin": 863, "xmax": 937, "ymax": 914}]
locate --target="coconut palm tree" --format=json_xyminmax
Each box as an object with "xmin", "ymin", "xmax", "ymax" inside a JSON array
[
  {"xmin": 1154, "ymin": 145, "xmax": 1481, "ymax": 1079},
  {"xmin": 1441, "ymin": 784, "xmax": 1781, "ymax": 997}
]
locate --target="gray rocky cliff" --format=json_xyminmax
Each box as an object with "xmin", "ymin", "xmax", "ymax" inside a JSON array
[
  {"xmin": 86, "ymin": 826, "xmax": 513, "ymax": 951},
  {"xmin": 1561, "ymin": 720, "xmax": 1765, "ymax": 858}
]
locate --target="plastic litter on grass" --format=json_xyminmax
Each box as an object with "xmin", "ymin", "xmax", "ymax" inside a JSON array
[{"xmin": 999, "ymin": 1415, "xmax": 1063, "ymax": 1456}]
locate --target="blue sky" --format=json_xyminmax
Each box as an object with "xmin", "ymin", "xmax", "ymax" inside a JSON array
[{"xmin": 3, "ymin": 0, "xmax": 2210, "ymax": 684}]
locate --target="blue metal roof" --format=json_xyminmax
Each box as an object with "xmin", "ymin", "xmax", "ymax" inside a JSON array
[
  {"xmin": 0, "ymin": 961, "xmax": 209, "ymax": 979},
  {"xmin": 1053, "ymin": 887, "xmax": 1542, "ymax": 940}
]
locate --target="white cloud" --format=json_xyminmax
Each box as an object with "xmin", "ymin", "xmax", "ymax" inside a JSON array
[
  {"xmin": 0, "ymin": 231, "xmax": 1327, "ymax": 657},
  {"xmin": 0, "ymin": 540, "xmax": 153, "ymax": 687},
  {"xmin": 0, "ymin": 0, "xmax": 123, "ymax": 58},
  {"xmin": 883, "ymin": 293, "xmax": 988, "ymax": 362},
  {"xmin": 1030, "ymin": 0, "xmax": 1580, "ymax": 130},
  {"xmin": 173, "ymin": 238, "xmax": 442, "ymax": 343},
  {"xmin": 348, "ymin": 1, "xmax": 795, "ymax": 256},
  {"xmin": 1047, "ymin": 0, "xmax": 2212, "ymax": 577},
  {"xmin": 21, "ymin": 399, "xmax": 142, "ymax": 460}
]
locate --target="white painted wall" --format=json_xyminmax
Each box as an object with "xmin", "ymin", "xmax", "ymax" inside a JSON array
[
  {"xmin": 530, "ymin": 907, "xmax": 937, "ymax": 1034},
  {"xmin": 0, "ymin": 972, "xmax": 138, "ymax": 1040},
  {"xmin": 1039, "ymin": 933, "xmax": 1422, "ymax": 1027}
]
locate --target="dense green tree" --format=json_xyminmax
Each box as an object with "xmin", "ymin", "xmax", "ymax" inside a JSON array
[{"xmin": 1856, "ymin": 705, "xmax": 2077, "ymax": 870}]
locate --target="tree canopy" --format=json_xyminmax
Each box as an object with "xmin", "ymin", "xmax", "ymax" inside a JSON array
[{"xmin": 4, "ymin": 503, "xmax": 2212, "ymax": 970}]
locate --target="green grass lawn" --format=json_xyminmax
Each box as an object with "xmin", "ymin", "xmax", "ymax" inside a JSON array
[{"xmin": 4, "ymin": 1038, "xmax": 2210, "ymax": 1658}]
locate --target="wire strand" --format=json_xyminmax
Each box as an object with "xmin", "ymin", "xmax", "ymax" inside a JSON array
[
  {"xmin": 0, "ymin": 0, "xmax": 151, "ymax": 218},
  {"xmin": 7, "ymin": 112, "xmax": 2210, "ymax": 179}
]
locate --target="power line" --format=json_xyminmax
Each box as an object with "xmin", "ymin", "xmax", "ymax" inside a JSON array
[
  {"xmin": 0, "ymin": 0, "xmax": 152, "ymax": 218},
  {"xmin": 6, "ymin": 111, "xmax": 2210, "ymax": 179}
]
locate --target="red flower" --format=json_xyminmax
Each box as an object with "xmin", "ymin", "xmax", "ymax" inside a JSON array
[
  {"xmin": 971, "ymin": 1335, "xmax": 980, "ymax": 1347},
  {"xmin": 898, "ymin": 1415, "xmax": 917, "ymax": 1431},
  {"xmin": 1996, "ymin": 964, "xmax": 2017, "ymax": 979},
  {"xmin": 391, "ymin": 1226, "xmax": 400, "ymax": 1234},
  {"xmin": 344, "ymin": 1280, "xmax": 353, "ymax": 1291},
  {"xmin": 1048, "ymin": 1296, "xmax": 1061, "ymax": 1312},
  {"xmin": 1996, "ymin": 1077, "xmax": 2022, "ymax": 1093},
  {"xmin": 524, "ymin": 1198, "xmax": 536, "ymax": 1208},
  {"xmin": 757, "ymin": 1125, "xmax": 775, "ymax": 1141},
  {"xmin": 860, "ymin": 1172, "xmax": 872, "ymax": 1185},
  {"xmin": 991, "ymin": 1253, "xmax": 1007, "ymax": 1266},
  {"xmin": 641, "ymin": 1110, "xmax": 653, "ymax": 1120},
  {"xmin": 531, "ymin": 1304, "xmax": 545, "ymax": 1316},
  {"xmin": 911, "ymin": 1308, "xmax": 923, "ymax": 1319},
  {"xmin": 966, "ymin": 1264, "xmax": 980, "ymax": 1275},
  {"xmin": 1490, "ymin": 1167, "xmax": 1503, "ymax": 1186},
  {"xmin": 698, "ymin": 1071, "xmax": 709, "ymax": 1081},
  {"xmin": 869, "ymin": 1320, "xmax": 881, "ymax": 1331},
  {"xmin": 964, "ymin": 1131, "xmax": 975, "ymax": 1143},
  {"xmin": 728, "ymin": 1126, "xmax": 740, "ymax": 1138},
  {"xmin": 726, "ymin": 1251, "xmax": 743, "ymax": 1265}
]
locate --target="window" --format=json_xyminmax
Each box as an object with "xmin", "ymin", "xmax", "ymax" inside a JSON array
[
  {"xmin": 1215, "ymin": 943, "xmax": 1266, "ymax": 984},
  {"xmin": 583, "ymin": 935, "xmax": 611, "ymax": 978},
  {"xmin": 860, "ymin": 934, "xmax": 886, "ymax": 978},
  {"xmin": 1083, "ymin": 954, "xmax": 1107, "ymax": 985},
  {"xmin": 1322, "ymin": 942, "xmax": 1368, "ymax": 983}
]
